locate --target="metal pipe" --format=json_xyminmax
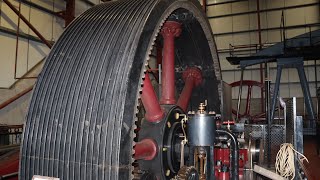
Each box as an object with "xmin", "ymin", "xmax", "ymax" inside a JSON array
[
  {"xmin": 216, "ymin": 130, "xmax": 239, "ymax": 180},
  {"xmin": 256, "ymin": 0, "xmax": 262, "ymax": 46},
  {"xmin": 264, "ymin": 63, "xmax": 272, "ymax": 168},
  {"xmin": 236, "ymin": 68, "xmax": 244, "ymax": 121},
  {"xmin": 160, "ymin": 21, "xmax": 181, "ymax": 105},
  {"xmin": 315, "ymin": 60, "xmax": 318, "ymax": 92},
  {"xmin": 245, "ymin": 86, "xmax": 252, "ymax": 115},
  {"xmin": 134, "ymin": 139, "xmax": 158, "ymax": 160},
  {"xmin": 281, "ymin": 11, "xmax": 286, "ymax": 48},
  {"xmin": 208, "ymin": 146, "xmax": 215, "ymax": 180},
  {"xmin": 3, "ymin": 0, "xmax": 52, "ymax": 48},
  {"xmin": 177, "ymin": 67, "xmax": 202, "ymax": 112},
  {"xmin": 0, "ymin": 86, "xmax": 33, "ymax": 110},
  {"xmin": 141, "ymin": 73, "xmax": 165, "ymax": 123},
  {"xmin": 256, "ymin": 0, "xmax": 265, "ymax": 114},
  {"xmin": 14, "ymin": 1, "xmax": 22, "ymax": 80}
]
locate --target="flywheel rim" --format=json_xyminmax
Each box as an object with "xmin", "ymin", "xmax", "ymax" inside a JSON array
[{"xmin": 20, "ymin": 0, "xmax": 221, "ymax": 180}]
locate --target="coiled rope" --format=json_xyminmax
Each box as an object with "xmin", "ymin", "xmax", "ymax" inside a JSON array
[{"xmin": 275, "ymin": 143, "xmax": 309, "ymax": 180}]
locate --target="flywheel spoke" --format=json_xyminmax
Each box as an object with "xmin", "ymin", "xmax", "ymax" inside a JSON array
[
  {"xmin": 160, "ymin": 21, "xmax": 182, "ymax": 105},
  {"xmin": 141, "ymin": 73, "xmax": 164, "ymax": 123},
  {"xmin": 177, "ymin": 67, "xmax": 203, "ymax": 112}
]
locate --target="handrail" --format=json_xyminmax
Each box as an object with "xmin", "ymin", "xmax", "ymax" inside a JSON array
[{"xmin": 0, "ymin": 86, "xmax": 34, "ymax": 110}]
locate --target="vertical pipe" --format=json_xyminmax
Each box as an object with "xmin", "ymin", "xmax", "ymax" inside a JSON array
[
  {"xmin": 160, "ymin": 21, "xmax": 181, "ymax": 105},
  {"xmin": 156, "ymin": 42, "xmax": 162, "ymax": 66},
  {"xmin": 14, "ymin": 2, "xmax": 22, "ymax": 79},
  {"xmin": 236, "ymin": 68, "xmax": 244, "ymax": 121},
  {"xmin": 315, "ymin": 60, "xmax": 318, "ymax": 119},
  {"xmin": 266, "ymin": 79, "xmax": 271, "ymax": 168},
  {"xmin": 208, "ymin": 146, "xmax": 215, "ymax": 180},
  {"xmin": 281, "ymin": 11, "xmax": 286, "ymax": 49},
  {"xmin": 141, "ymin": 73, "xmax": 165, "ymax": 122},
  {"xmin": 245, "ymin": 86, "xmax": 252, "ymax": 115},
  {"xmin": 315, "ymin": 60, "xmax": 318, "ymax": 92},
  {"xmin": 257, "ymin": 0, "xmax": 265, "ymax": 113}
]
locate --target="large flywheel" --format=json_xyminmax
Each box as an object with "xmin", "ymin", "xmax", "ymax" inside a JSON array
[{"xmin": 20, "ymin": 0, "xmax": 221, "ymax": 179}]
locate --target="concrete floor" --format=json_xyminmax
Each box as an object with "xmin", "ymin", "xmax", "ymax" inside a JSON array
[{"xmin": 303, "ymin": 136, "xmax": 320, "ymax": 179}]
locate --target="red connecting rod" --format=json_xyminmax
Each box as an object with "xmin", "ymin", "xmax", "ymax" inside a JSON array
[
  {"xmin": 160, "ymin": 21, "xmax": 182, "ymax": 105},
  {"xmin": 141, "ymin": 73, "xmax": 165, "ymax": 123},
  {"xmin": 177, "ymin": 67, "xmax": 203, "ymax": 112},
  {"xmin": 134, "ymin": 139, "xmax": 157, "ymax": 160}
]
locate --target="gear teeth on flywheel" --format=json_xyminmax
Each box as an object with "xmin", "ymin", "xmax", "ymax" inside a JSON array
[{"xmin": 131, "ymin": 10, "xmax": 176, "ymax": 179}]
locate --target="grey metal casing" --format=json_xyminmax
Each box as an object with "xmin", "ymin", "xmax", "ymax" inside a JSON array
[{"xmin": 188, "ymin": 114, "xmax": 216, "ymax": 146}]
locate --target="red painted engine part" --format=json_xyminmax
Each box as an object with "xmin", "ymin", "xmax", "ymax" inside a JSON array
[
  {"xmin": 214, "ymin": 148, "xmax": 248, "ymax": 180},
  {"xmin": 160, "ymin": 21, "xmax": 182, "ymax": 105},
  {"xmin": 177, "ymin": 67, "xmax": 203, "ymax": 112},
  {"xmin": 134, "ymin": 138, "xmax": 158, "ymax": 161},
  {"xmin": 218, "ymin": 172, "xmax": 230, "ymax": 180},
  {"xmin": 141, "ymin": 73, "xmax": 165, "ymax": 123}
]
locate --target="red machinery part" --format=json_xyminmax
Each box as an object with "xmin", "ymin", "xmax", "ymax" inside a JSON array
[
  {"xmin": 134, "ymin": 138, "xmax": 158, "ymax": 161},
  {"xmin": 177, "ymin": 67, "xmax": 203, "ymax": 112},
  {"xmin": 218, "ymin": 172, "xmax": 230, "ymax": 180},
  {"xmin": 160, "ymin": 21, "xmax": 182, "ymax": 105},
  {"xmin": 141, "ymin": 73, "xmax": 165, "ymax": 122},
  {"xmin": 214, "ymin": 148, "xmax": 248, "ymax": 180},
  {"xmin": 222, "ymin": 120, "xmax": 235, "ymax": 125}
]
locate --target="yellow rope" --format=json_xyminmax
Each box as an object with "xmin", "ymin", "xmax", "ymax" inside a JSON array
[{"xmin": 275, "ymin": 143, "xmax": 309, "ymax": 180}]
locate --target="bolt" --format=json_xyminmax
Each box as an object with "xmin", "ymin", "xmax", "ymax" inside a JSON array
[
  {"xmin": 175, "ymin": 113, "xmax": 180, "ymax": 120},
  {"xmin": 166, "ymin": 169, "xmax": 170, "ymax": 176},
  {"xmin": 167, "ymin": 122, "xmax": 171, "ymax": 128},
  {"xmin": 209, "ymin": 111, "xmax": 216, "ymax": 115}
]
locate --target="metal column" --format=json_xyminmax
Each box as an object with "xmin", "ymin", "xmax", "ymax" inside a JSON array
[
  {"xmin": 270, "ymin": 63, "xmax": 283, "ymax": 123},
  {"xmin": 270, "ymin": 58, "xmax": 316, "ymax": 128},
  {"xmin": 236, "ymin": 68, "xmax": 245, "ymax": 122}
]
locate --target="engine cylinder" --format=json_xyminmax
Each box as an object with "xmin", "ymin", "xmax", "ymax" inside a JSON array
[{"xmin": 187, "ymin": 114, "xmax": 216, "ymax": 146}]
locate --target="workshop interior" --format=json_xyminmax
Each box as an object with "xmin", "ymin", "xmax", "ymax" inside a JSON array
[{"xmin": 0, "ymin": 0, "xmax": 320, "ymax": 179}]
